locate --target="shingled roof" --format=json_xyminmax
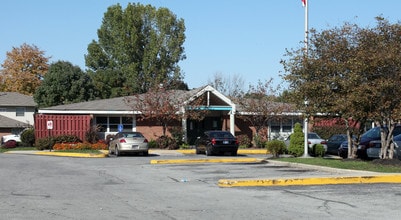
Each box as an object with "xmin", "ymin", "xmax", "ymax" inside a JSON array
[
  {"xmin": 0, "ymin": 92, "xmax": 36, "ymax": 107},
  {"xmin": 0, "ymin": 115, "xmax": 29, "ymax": 128},
  {"xmin": 38, "ymin": 86, "xmax": 208, "ymax": 114}
]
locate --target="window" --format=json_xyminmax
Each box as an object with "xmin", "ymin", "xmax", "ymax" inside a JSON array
[
  {"xmin": 270, "ymin": 119, "xmax": 280, "ymax": 133},
  {"xmin": 16, "ymin": 107, "xmax": 25, "ymax": 117},
  {"xmin": 282, "ymin": 118, "xmax": 293, "ymax": 132},
  {"xmin": 95, "ymin": 116, "xmax": 135, "ymax": 132},
  {"xmin": 122, "ymin": 117, "xmax": 133, "ymax": 132},
  {"xmin": 96, "ymin": 117, "xmax": 108, "ymax": 132}
]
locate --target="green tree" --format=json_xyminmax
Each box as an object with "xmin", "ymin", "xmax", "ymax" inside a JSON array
[
  {"xmin": 281, "ymin": 17, "xmax": 401, "ymax": 159},
  {"xmin": 34, "ymin": 61, "xmax": 96, "ymax": 107},
  {"xmin": 288, "ymin": 122, "xmax": 304, "ymax": 157},
  {"xmin": 85, "ymin": 3, "xmax": 186, "ymax": 97},
  {"xmin": 0, "ymin": 43, "xmax": 49, "ymax": 95}
]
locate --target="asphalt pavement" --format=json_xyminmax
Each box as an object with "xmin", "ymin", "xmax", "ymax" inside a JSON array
[{"xmin": 5, "ymin": 149, "xmax": 401, "ymax": 187}]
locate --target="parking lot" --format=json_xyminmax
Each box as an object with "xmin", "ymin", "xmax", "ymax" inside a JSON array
[{"xmin": 1, "ymin": 152, "xmax": 401, "ymax": 219}]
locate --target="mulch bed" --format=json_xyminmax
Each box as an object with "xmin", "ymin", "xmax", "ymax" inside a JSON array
[{"xmin": 370, "ymin": 159, "xmax": 401, "ymax": 167}]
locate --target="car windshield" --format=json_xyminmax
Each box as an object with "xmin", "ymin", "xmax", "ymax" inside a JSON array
[
  {"xmin": 361, "ymin": 127, "xmax": 381, "ymax": 139},
  {"xmin": 209, "ymin": 132, "xmax": 234, "ymax": 139},
  {"xmin": 308, "ymin": 133, "xmax": 321, "ymax": 139},
  {"xmin": 123, "ymin": 132, "xmax": 144, "ymax": 138}
]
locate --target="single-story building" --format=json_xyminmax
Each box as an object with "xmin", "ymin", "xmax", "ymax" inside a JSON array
[{"xmin": 36, "ymin": 85, "xmax": 304, "ymax": 144}]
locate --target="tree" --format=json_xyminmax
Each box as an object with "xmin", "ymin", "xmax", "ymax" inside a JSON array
[
  {"xmin": 125, "ymin": 85, "xmax": 208, "ymax": 140},
  {"xmin": 281, "ymin": 17, "xmax": 401, "ymax": 159},
  {"xmin": 0, "ymin": 43, "xmax": 49, "ymax": 95},
  {"xmin": 85, "ymin": 3, "xmax": 186, "ymax": 97},
  {"xmin": 288, "ymin": 122, "xmax": 304, "ymax": 157},
  {"xmin": 34, "ymin": 61, "xmax": 97, "ymax": 107},
  {"xmin": 207, "ymin": 72, "xmax": 245, "ymax": 98},
  {"xmin": 235, "ymin": 78, "xmax": 294, "ymax": 146}
]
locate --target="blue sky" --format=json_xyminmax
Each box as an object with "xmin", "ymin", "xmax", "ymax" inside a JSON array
[{"xmin": 1, "ymin": 0, "xmax": 401, "ymax": 90}]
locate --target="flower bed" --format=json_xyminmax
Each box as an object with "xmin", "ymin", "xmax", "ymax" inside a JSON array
[{"xmin": 53, "ymin": 141, "xmax": 107, "ymax": 151}]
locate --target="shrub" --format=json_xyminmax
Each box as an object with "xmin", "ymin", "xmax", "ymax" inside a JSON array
[
  {"xmin": 310, "ymin": 144, "xmax": 325, "ymax": 157},
  {"xmin": 179, "ymin": 143, "xmax": 190, "ymax": 149},
  {"xmin": 85, "ymin": 125, "xmax": 100, "ymax": 144},
  {"xmin": 21, "ymin": 128, "xmax": 35, "ymax": 147},
  {"xmin": 169, "ymin": 126, "xmax": 184, "ymax": 146},
  {"xmin": 288, "ymin": 122, "xmax": 305, "ymax": 157},
  {"xmin": 148, "ymin": 139, "xmax": 158, "ymax": 148},
  {"xmin": 35, "ymin": 135, "xmax": 81, "ymax": 150},
  {"xmin": 253, "ymin": 135, "xmax": 267, "ymax": 148},
  {"xmin": 156, "ymin": 136, "xmax": 177, "ymax": 149},
  {"xmin": 237, "ymin": 134, "xmax": 252, "ymax": 148},
  {"xmin": 35, "ymin": 137, "xmax": 55, "ymax": 150},
  {"xmin": 54, "ymin": 135, "xmax": 81, "ymax": 143},
  {"xmin": 266, "ymin": 140, "xmax": 286, "ymax": 158}
]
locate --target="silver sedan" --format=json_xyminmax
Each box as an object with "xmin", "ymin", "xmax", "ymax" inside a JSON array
[{"xmin": 108, "ymin": 132, "xmax": 149, "ymax": 156}]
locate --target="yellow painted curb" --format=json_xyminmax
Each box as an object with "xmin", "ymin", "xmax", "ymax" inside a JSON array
[
  {"xmin": 174, "ymin": 149, "xmax": 269, "ymax": 155},
  {"xmin": 218, "ymin": 175, "xmax": 401, "ymax": 187},
  {"xmin": 150, "ymin": 158, "xmax": 266, "ymax": 164},
  {"xmin": 34, "ymin": 151, "xmax": 107, "ymax": 158},
  {"xmin": 239, "ymin": 149, "xmax": 269, "ymax": 155}
]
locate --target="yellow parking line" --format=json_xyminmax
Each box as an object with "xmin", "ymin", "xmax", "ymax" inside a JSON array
[
  {"xmin": 150, "ymin": 158, "xmax": 266, "ymax": 164},
  {"xmin": 218, "ymin": 175, "xmax": 401, "ymax": 187}
]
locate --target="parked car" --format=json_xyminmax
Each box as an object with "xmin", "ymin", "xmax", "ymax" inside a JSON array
[
  {"xmin": 338, "ymin": 126, "xmax": 401, "ymax": 159},
  {"xmin": 284, "ymin": 132, "xmax": 327, "ymax": 153},
  {"xmin": 366, "ymin": 134, "xmax": 401, "ymax": 159},
  {"xmin": 1, "ymin": 128, "xmax": 26, "ymax": 144},
  {"xmin": 1, "ymin": 133, "xmax": 21, "ymax": 144},
  {"xmin": 108, "ymin": 132, "xmax": 149, "ymax": 156},
  {"xmin": 307, "ymin": 132, "xmax": 328, "ymax": 153},
  {"xmin": 326, "ymin": 134, "xmax": 348, "ymax": 155},
  {"xmin": 195, "ymin": 130, "xmax": 238, "ymax": 156}
]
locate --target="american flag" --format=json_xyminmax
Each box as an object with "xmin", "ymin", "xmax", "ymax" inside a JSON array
[{"xmin": 302, "ymin": 0, "xmax": 306, "ymax": 7}]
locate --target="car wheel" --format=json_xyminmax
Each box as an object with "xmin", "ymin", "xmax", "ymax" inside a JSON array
[
  {"xmin": 143, "ymin": 151, "xmax": 149, "ymax": 156},
  {"xmin": 115, "ymin": 146, "xmax": 119, "ymax": 157},
  {"xmin": 231, "ymin": 151, "xmax": 237, "ymax": 156}
]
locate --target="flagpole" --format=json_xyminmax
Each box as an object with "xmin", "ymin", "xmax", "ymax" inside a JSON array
[
  {"xmin": 304, "ymin": 0, "xmax": 308, "ymax": 52},
  {"xmin": 302, "ymin": 0, "xmax": 310, "ymax": 158}
]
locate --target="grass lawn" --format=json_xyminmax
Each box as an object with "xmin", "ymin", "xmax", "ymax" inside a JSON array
[
  {"xmin": 0, "ymin": 147, "xmax": 104, "ymax": 154},
  {"xmin": 275, "ymin": 157, "xmax": 401, "ymax": 173},
  {"xmin": 0, "ymin": 147, "xmax": 36, "ymax": 153}
]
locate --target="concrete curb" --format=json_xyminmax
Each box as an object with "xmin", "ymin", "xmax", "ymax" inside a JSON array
[
  {"xmin": 218, "ymin": 174, "xmax": 401, "ymax": 187},
  {"xmin": 150, "ymin": 157, "xmax": 267, "ymax": 164},
  {"xmin": 217, "ymin": 159, "xmax": 401, "ymax": 187}
]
